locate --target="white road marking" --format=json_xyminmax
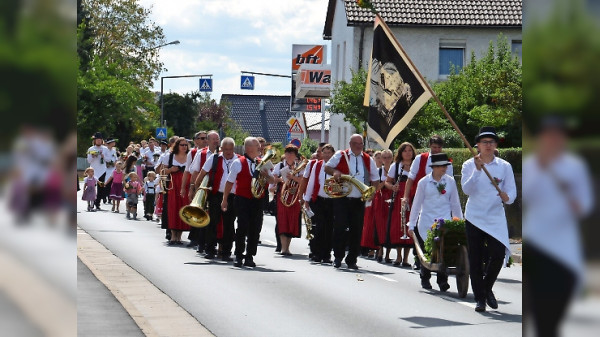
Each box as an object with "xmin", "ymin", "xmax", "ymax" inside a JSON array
[{"xmin": 371, "ymin": 274, "xmax": 398, "ymax": 283}]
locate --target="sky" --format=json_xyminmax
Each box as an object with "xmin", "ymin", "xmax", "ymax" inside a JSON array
[{"xmin": 139, "ymin": 0, "xmax": 332, "ymax": 102}]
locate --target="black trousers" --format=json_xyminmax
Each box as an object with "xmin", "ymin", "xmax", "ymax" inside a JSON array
[
  {"xmin": 94, "ymin": 172, "xmax": 107, "ymax": 207},
  {"xmin": 314, "ymin": 197, "xmax": 334, "ymax": 261},
  {"xmin": 523, "ymin": 244, "xmax": 576, "ymax": 337},
  {"xmin": 206, "ymin": 192, "xmax": 236, "ymax": 256},
  {"xmin": 144, "ymin": 193, "xmax": 155, "ymax": 216},
  {"xmin": 332, "ymin": 197, "xmax": 365, "ymax": 265},
  {"xmin": 415, "ymin": 226, "xmax": 448, "ymax": 284},
  {"xmin": 234, "ymin": 195, "xmax": 263, "ymax": 259},
  {"xmin": 161, "ymin": 191, "xmax": 169, "ymax": 230},
  {"xmin": 465, "ymin": 220, "xmax": 506, "ymax": 301}
]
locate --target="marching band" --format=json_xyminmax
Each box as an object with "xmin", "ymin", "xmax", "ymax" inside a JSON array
[{"xmin": 83, "ymin": 126, "xmax": 516, "ymax": 312}]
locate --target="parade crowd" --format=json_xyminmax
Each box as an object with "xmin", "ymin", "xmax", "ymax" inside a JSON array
[{"xmin": 83, "ymin": 127, "xmax": 516, "ymax": 313}]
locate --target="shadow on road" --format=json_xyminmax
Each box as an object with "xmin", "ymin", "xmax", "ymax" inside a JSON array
[
  {"xmin": 182, "ymin": 262, "xmax": 295, "ymax": 273},
  {"xmin": 495, "ymin": 277, "xmax": 522, "ymax": 284},
  {"xmin": 400, "ymin": 316, "xmax": 472, "ymax": 328},
  {"xmin": 480, "ymin": 311, "xmax": 522, "ymax": 323}
]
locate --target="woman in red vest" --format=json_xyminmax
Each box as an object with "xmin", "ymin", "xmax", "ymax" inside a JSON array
[{"xmin": 385, "ymin": 142, "xmax": 417, "ymax": 267}]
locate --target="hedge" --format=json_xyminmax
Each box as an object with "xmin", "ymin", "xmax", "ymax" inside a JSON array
[{"xmin": 414, "ymin": 147, "xmax": 522, "ymax": 174}]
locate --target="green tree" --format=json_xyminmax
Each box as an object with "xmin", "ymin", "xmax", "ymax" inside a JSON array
[
  {"xmin": 329, "ymin": 68, "xmax": 368, "ymax": 134},
  {"xmin": 162, "ymin": 92, "xmax": 198, "ymax": 138}
]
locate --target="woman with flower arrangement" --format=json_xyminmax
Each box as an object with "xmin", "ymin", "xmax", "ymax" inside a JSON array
[
  {"xmin": 407, "ymin": 153, "xmax": 463, "ymax": 292},
  {"xmin": 461, "ymin": 127, "xmax": 516, "ymax": 312}
]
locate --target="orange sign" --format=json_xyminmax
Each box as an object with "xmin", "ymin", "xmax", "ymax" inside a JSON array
[
  {"xmin": 299, "ymin": 69, "xmax": 331, "ymax": 85},
  {"xmin": 292, "ymin": 45, "xmax": 326, "ymax": 72}
]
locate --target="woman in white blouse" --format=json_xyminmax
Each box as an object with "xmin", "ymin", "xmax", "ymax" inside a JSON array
[{"xmin": 461, "ymin": 126, "xmax": 517, "ymax": 313}]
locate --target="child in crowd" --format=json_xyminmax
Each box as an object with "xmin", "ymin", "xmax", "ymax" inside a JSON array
[
  {"xmin": 124, "ymin": 172, "xmax": 142, "ymax": 220},
  {"xmin": 106, "ymin": 161, "xmax": 125, "ymax": 213},
  {"xmin": 81, "ymin": 167, "xmax": 97, "ymax": 212},
  {"xmin": 143, "ymin": 171, "xmax": 158, "ymax": 221},
  {"xmin": 407, "ymin": 153, "xmax": 463, "ymax": 292}
]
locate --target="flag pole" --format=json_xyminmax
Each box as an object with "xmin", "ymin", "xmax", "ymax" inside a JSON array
[{"xmin": 373, "ymin": 13, "xmax": 503, "ymax": 194}]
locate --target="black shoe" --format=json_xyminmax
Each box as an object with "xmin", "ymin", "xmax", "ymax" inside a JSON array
[
  {"xmin": 275, "ymin": 247, "xmax": 281, "ymax": 253},
  {"xmin": 439, "ymin": 282, "xmax": 450, "ymax": 292},
  {"xmin": 166, "ymin": 233, "xmax": 171, "ymax": 240},
  {"xmin": 347, "ymin": 263, "xmax": 359, "ymax": 270},
  {"xmin": 321, "ymin": 259, "xmax": 333, "ymax": 264},
  {"xmin": 222, "ymin": 256, "xmax": 233, "ymax": 262},
  {"xmin": 421, "ymin": 279, "xmax": 433, "ymax": 289},
  {"xmin": 333, "ymin": 259, "xmax": 342, "ymax": 268},
  {"xmin": 475, "ymin": 299, "xmax": 486, "ymax": 312},
  {"xmin": 234, "ymin": 258, "xmax": 243, "ymax": 267},
  {"xmin": 187, "ymin": 241, "xmax": 198, "ymax": 248},
  {"xmin": 244, "ymin": 258, "xmax": 256, "ymax": 267},
  {"xmin": 204, "ymin": 253, "xmax": 216, "ymax": 259},
  {"xmin": 385, "ymin": 258, "xmax": 392, "ymax": 264},
  {"xmin": 413, "ymin": 263, "xmax": 420, "ymax": 270},
  {"xmin": 486, "ymin": 291, "xmax": 498, "ymax": 309},
  {"xmin": 376, "ymin": 255, "xmax": 383, "ymax": 263}
]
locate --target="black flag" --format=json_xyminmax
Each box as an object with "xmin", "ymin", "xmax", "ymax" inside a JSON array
[{"xmin": 364, "ymin": 15, "xmax": 432, "ymax": 149}]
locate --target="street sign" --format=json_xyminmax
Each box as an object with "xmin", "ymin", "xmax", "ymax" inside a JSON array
[
  {"xmin": 289, "ymin": 119, "xmax": 304, "ymax": 133},
  {"xmin": 286, "ymin": 131, "xmax": 292, "ymax": 143},
  {"xmin": 240, "ymin": 75, "xmax": 255, "ymax": 90},
  {"xmin": 156, "ymin": 127, "xmax": 167, "ymax": 139},
  {"xmin": 290, "ymin": 138, "xmax": 302, "ymax": 148},
  {"xmin": 199, "ymin": 78, "xmax": 213, "ymax": 92}
]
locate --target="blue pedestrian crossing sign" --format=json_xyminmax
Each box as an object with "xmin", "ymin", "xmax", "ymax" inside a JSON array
[
  {"xmin": 199, "ymin": 78, "xmax": 213, "ymax": 92},
  {"xmin": 240, "ymin": 75, "xmax": 255, "ymax": 90},
  {"xmin": 156, "ymin": 127, "xmax": 167, "ymax": 139}
]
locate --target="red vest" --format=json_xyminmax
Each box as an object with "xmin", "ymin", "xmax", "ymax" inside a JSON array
[
  {"xmin": 334, "ymin": 149, "xmax": 372, "ymax": 176},
  {"xmin": 235, "ymin": 156, "xmax": 254, "ymax": 199},
  {"xmin": 415, "ymin": 152, "xmax": 429, "ymax": 183},
  {"xmin": 191, "ymin": 147, "xmax": 198, "ymax": 161},
  {"xmin": 211, "ymin": 155, "xmax": 225, "ymax": 195},
  {"xmin": 310, "ymin": 160, "xmax": 324, "ymax": 202}
]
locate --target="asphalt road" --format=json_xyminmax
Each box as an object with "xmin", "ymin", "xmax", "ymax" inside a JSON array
[{"xmin": 77, "ymin": 196, "xmax": 522, "ymax": 337}]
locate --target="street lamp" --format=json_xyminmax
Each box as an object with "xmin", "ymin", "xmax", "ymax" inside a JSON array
[{"xmin": 148, "ymin": 40, "xmax": 180, "ymax": 51}]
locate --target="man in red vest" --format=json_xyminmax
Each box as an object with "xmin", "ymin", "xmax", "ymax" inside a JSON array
[
  {"xmin": 222, "ymin": 137, "xmax": 275, "ymax": 267},
  {"xmin": 304, "ymin": 143, "xmax": 335, "ymax": 264},
  {"xmin": 193, "ymin": 137, "xmax": 239, "ymax": 261},
  {"xmin": 324, "ymin": 134, "xmax": 380, "ymax": 269},
  {"xmin": 401, "ymin": 134, "xmax": 453, "ymax": 269}
]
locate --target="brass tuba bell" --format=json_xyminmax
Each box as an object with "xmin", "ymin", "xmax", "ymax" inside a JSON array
[
  {"xmin": 251, "ymin": 147, "xmax": 278, "ymax": 198},
  {"xmin": 323, "ymin": 174, "xmax": 376, "ymax": 202},
  {"xmin": 179, "ymin": 175, "xmax": 211, "ymax": 228},
  {"xmin": 280, "ymin": 159, "xmax": 308, "ymax": 207}
]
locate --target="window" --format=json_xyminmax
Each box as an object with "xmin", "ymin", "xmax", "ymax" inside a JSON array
[
  {"xmin": 439, "ymin": 48, "xmax": 464, "ymax": 76},
  {"xmin": 512, "ymin": 40, "xmax": 522, "ymax": 62}
]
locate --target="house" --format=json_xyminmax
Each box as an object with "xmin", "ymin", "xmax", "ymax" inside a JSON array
[
  {"xmin": 323, "ymin": 0, "xmax": 522, "ymax": 150},
  {"xmin": 303, "ymin": 111, "xmax": 330, "ymax": 143},
  {"xmin": 220, "ymin": 94, "xmax": 292, "ymax": 144}
]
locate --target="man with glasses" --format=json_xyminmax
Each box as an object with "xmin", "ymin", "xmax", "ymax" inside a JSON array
[
  {"xmin": 402, "ymin": 134, "xmax": 453, "ymax": 270},
  {"xmin": 324, "ymin": 134, "xmax": 379, "ymax": 269},
  {"xmin": 461, "ymin": 126, "xmax": 516, "ymax": 312}
]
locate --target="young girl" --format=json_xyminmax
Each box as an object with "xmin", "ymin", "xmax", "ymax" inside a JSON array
[
  {"xmin": 123, "ymin": 172, "xmax": 142, "ymax": 220},
  {"xmin": 81, "ymin": 167, "xmax": 97, "ymax": 212},
  {"xmin": 106, "ymin": 161, "xmax": 125, "ymax": 213},
  {"xmin": 407, "ymin": 153, "xmax": 463, "ymax": 292},
  {"xmin": 143, "ymin": 171, "xmax": 158, "ymax": 221}
]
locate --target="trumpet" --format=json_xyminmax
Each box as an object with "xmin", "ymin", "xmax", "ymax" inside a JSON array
[
  {"xmin": 400, "ymin": 197, "xmax": 410, "ymax": 240},
  {"xmin": 280, "ymin": 159, "xmax": 308, "ymax": 207},
  {"xmin": 179, "ymin": 175, "xmax": 211, "ymax": 228},
  {"xmin": 158, "ymin": 169, "xmax": 172, "ymax": 194},
  {"xmin": 301, "ymin": 206, "xmax": 314, "ymax": 240},
  {"xmin": 251, "ymin": 147, "xmax": 279, "ymax": 198},
  {"xmin": 323, "ymin": 174, "xmax": 375, "ymax": 201}
]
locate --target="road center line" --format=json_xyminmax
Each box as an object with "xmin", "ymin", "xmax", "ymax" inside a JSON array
[{"xmin": 371, "ymin": 274, "xmax": 398, "ymax": 282}]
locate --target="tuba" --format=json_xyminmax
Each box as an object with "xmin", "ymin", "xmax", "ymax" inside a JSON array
[
  {"xmin": 280, "ymin": 159, "xmax": 308, "ymax": 207},
  {"xmin": 323, "ymin": 174, "xmax": 376, "ymax": 202},
  {"xmin": 251, "ymin": 148, "xmax": 277, "ymax": 198},
  {"xmin": 179, "ymin": 175, "xmax": 211, "ymax": 228}
]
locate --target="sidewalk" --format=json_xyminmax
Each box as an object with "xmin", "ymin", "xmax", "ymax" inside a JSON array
[
  {"xmin": 78, "ymin": 258, "xmax": 144, "ymax": 337},
  {"xmin": 510, "ymin": 239, "xmax": 522, "ymax": 264}
]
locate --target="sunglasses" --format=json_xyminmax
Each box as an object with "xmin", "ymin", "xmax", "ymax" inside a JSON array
[{"xmin": 179, "ymin": 144, "xmax": 188, "ymax": 147}]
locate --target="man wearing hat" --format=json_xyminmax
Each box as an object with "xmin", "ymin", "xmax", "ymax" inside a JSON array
[
  {"xmin": 461, "ymin": 126, "xmax": 517, "ymax": 312},
  {"xmin": 103, "ymin": 138, "xmax": 119, "ymax": 204},
  {"xmin": 86, "ymin": 132, "xmax": 110, "ymax": 210},
  {"xmin": 407, "ymin": 152, "xmax": 463, "ymax": 292}
]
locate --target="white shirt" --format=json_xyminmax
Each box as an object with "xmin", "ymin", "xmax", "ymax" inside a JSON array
[
  {"xmin": 86, "ymin": 145, "xmax": 109, "ymax": 179},
  {"xmin": 143, "ymin": 146, "xmax": 160, "ymax": 167},
  {"xmin": 227, "ymin": 155, "xmax": 256, "ymax": 184},
  {"xmin": 304, "ymin": 160, "xmax": 330, "ymax": 201},
  {"xmin": 188, "ymin": 147, "xmax": 214, "ymax": 173},
  {"xmin": 105, "ymin": 147, "xmax": 118, "ymax": 178},
  {"xmin": 407, "ymin": 173, "xmax": 463, "ymax": 241},
  {"xmin": 461, "ymin": 156, "xmax": 517, "ymax": 263},
  {"xmin": 155, "ymin": 150, "xmax": 168, "ymax": 171},
  {"xmin": 303, "ymin": 160, "xmax": 316, "ymax": 179},
  {"xmin": 144, "ymin": 179, "xmax": 158, "ymax": 194},
  {"xmin": 386, "ymin": 162, "xmax": 409, "ymax": 182},
  {"xmin": 523, "ymin": 153, "xmax": 593, "ymax": 285},
  {"xmin": 408, "ymin": 152, "xmax": 454, "ymax": 180},
  {"xmin": 159, "ymin": 153, "xmax": 186, "ymax": 167},
  {"xmin": 202, "ymin": 153, "xmax": 237, "ymax": 194},
  {"xmin": 325, "ymin": 150, "xmax": 379, "ymax": 199}
]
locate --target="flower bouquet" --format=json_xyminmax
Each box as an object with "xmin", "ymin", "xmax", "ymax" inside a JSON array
[{"xmin": 424, "ymin": 217, "xmax": 466, "ymax": 266}]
